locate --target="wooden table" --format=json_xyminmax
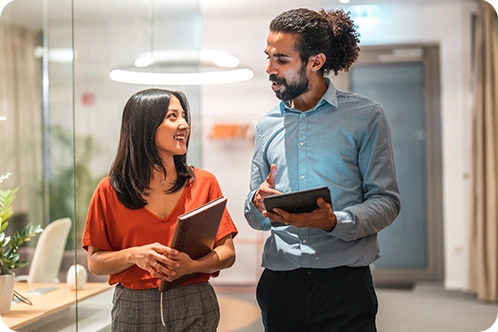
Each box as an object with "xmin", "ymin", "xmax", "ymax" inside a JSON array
[{"xmin": 0, "ymin": 282, "xmax": 112, "ymax": 331}]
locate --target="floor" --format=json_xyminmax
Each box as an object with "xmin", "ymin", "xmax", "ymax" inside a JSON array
[
  {"xmin": 376, "ymin": 283, "xmax": 498, "ymax": 332},
  {"xmin": 216, "ymin": 286, "xmax": 264, "ymax": 332},
  {"xmin": 214, "ymin": 283, "xmax": 498, "ymax": 332},
  {"xmin": 10, "ymin": 282, "xmax": 497, "ymax": 331}
]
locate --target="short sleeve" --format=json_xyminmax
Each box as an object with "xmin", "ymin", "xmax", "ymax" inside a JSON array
[{"xmin": 82, "ymin": 178, "xmax": 114, "ymax": 252}]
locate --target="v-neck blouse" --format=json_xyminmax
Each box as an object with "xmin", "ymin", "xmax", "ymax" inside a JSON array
[{"xmin": 82, "ymin": 168, "xmax": 238, "ymax": 290}]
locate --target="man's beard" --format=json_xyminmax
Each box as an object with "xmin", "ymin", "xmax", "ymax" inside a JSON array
[{"xmin": 270, "ymin": 66, "xmax": 310, "ymax": 102}]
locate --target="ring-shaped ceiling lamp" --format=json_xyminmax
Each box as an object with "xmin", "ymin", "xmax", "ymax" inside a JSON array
[{"xmin": 109, "ymin": 49, "xmax": 254, "ymax": 86}]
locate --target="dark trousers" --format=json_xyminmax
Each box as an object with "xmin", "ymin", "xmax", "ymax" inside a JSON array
[{"xmin": 256, "ymin": 266, "xmax": 378, "ymax": 332}]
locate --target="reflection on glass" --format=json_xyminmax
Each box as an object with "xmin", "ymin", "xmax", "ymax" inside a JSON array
[
  {"xmin": 1, "ymin": 0, "xmax": 203, "ymax": 330},
  {"xmin": 0, "ymin": 100, "xmax": 6, "ymax": 120}
]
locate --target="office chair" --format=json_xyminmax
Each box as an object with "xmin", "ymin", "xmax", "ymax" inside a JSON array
[{"xmin": 15, "ymin": 217, "xmax": 72, "ymax": 283}]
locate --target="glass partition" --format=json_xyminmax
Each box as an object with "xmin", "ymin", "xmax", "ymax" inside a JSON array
[{"xmin": 1, "ymin": 0, "xmax": 202, "ymax": 330}]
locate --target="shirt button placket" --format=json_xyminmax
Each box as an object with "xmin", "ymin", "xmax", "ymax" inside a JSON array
[{"xmin": 298, "ymin": 113, "xmax": 308, "ymax": 189}]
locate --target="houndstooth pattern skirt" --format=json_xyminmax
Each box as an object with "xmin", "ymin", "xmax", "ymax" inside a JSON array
[{"xmin": 111, "ymin": 282, "xmax": 220, "ymax": 331}]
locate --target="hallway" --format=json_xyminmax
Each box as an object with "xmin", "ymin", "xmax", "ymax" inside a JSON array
[{"xmin": 216, "ymin": 283, "xmax": 498, "ymax": 332}]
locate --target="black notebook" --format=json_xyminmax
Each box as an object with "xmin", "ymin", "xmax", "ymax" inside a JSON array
[
  {"xmin": 159, "ymin": 196, "xmax": 227, "ymax": 292},
  {"xmin": 263, "ymin": 186, "xmax": 332, "ymax": 214}
]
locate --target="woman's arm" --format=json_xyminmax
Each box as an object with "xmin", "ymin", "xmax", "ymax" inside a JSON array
[
  {"xmin": 87, "ymin": 243, "xmax": 180, "ymax": 277},
  {"xmin": 199, "ymin": 234, "xmax": 236, "ymax": 272}
]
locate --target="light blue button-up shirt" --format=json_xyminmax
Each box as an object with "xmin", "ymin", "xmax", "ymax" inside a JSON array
[{"xmin": 244, "ymin": 81, "xmax": 401, "ymax": 271}]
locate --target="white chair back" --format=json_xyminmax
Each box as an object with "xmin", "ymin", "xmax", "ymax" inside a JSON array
[{"xmin": 16, "ymin": 217, "xmax": 72, "ymax": 283}]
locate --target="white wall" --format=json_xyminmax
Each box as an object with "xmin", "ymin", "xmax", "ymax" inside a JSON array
[{"xmin": 201, "ymin": 1, "xmax": 476, "ymax": 290}]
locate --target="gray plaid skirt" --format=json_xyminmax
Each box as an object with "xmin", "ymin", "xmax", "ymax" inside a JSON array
[{"xmin": 111, "ymin": 282, "xmax": 220, "ymax": 332}]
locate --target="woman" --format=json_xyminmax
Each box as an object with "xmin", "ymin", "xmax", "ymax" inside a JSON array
[{"xmin": 82, "ymin": 88, "xmax": 237, "ymax": 331}]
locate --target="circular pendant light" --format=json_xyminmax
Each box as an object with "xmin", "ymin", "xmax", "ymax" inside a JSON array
[{"xmin": 109, "ymin": 49, "xmax": 254, "ymax": 86}]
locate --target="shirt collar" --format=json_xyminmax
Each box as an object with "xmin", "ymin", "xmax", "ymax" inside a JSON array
[{"xmin": 279, "ymin": 79, "xmax": 339, "ymax": 115}]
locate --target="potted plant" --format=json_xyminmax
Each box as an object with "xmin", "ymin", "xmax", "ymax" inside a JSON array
[{"xmin": 0, "ymin": 172, "xmax": 43, "ymax": 314}]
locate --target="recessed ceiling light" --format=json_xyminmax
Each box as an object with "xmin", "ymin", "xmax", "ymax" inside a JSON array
[{"xmin": 338, "ymin": 0, "xmax": 351, "ymax": 4}]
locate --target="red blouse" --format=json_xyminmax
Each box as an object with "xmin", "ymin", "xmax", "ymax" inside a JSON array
[{"xmin": 82, "ymin": 168, "xmax": 238, "ymax": 290}]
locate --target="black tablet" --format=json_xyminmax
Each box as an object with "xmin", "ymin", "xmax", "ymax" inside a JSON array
[{"xmin": 263, "ymin": 186, "xmax": 332, "ymax": 214}]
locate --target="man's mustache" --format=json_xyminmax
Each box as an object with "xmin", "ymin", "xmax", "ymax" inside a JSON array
[{"xmin": 269, "ymin": 74, "xmax": 286, "ymax": 85}]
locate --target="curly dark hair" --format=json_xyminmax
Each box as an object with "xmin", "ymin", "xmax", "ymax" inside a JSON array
[
  {"xmin": 269, "ymin": 8, "xmax": 361, "ymax": 76},
  {"xmin": 109, "ymin": 88, "xmax": 194, "ymax": 209}
]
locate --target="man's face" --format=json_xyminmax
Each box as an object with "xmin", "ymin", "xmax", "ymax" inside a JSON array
[{"xmin": 265, "ymin": 32, "xmax": 310, "ymax": 102}]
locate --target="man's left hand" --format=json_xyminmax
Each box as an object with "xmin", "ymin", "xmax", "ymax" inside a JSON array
[{"xmin": 264, "ymin": 197, "xmax": 337, "ymax": 231}]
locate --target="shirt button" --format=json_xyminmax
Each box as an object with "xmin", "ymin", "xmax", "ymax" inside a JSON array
[
  {"xmin": 300, "ymin": 174, "xmax": 305, "ymax": 179},
  {"xmin": 306, "ymin": 269, "xmax": 312, "ymax": 275},
  {"xmin": 299, "ymin": 141, "xmax": 304, "ymax": 146}
]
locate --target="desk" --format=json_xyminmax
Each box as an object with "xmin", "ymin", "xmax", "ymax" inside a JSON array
[{"xmin": 1, "ymin": 282, "xmax": 112, "ymax": 331}]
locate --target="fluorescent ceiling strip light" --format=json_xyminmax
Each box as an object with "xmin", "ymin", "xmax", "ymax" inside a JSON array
[
  {"xmin": 109, "ymin": 68, "xmax": 254, "ymax": 86},
  {"xmin": 34, "ymin": 47, "xmax": 74, "ymax": 63}
]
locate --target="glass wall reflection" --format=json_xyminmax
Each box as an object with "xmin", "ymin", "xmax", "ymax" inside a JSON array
[{"xmin": 1, "ymin": 0, "xmax": 202, "ymax": 330}]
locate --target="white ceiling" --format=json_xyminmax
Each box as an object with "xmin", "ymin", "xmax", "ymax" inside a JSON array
[
  {"xmin": 200, "ymin": 0, "xmax": 465, "ymax": 19},
  {"xmin": 2, "ymin": 0, "xmax": 470, "ymax": 30}
]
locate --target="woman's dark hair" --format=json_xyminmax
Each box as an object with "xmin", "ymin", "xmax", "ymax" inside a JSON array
[
  {"xmin": 269, "ymin": 8, "xmax": 361, "ymax": 76},
  {"xmin": 109, "ymin": 88, "xmax": 194, "ymax": 209}
]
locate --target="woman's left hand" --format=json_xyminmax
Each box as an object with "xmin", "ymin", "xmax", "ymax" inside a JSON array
[
  {"xmin": 157, "ymin": 251, "xmax": 195, "ymax": 282},
  {"xmin": 157, "ymin": 234, "xmax": 235, "ymax": 282}
]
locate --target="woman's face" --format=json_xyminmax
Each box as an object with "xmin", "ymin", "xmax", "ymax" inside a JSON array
[{"xmin": 154, "ymin": 95, "xmax": 189, "ymax": 158}]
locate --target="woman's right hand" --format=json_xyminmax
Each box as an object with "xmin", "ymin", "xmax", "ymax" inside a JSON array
[{"xmin": 87, "ymin": 243, "xmax": 179, "ymax": 277}]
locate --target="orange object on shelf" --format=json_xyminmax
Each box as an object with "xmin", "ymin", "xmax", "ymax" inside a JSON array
[{"xmin": 209, "ymin": 123, "xmax": 252, "ymax": 140}]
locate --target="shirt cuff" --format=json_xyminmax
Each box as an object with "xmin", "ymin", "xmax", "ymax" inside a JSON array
[
  {"xmin": 244, "ymin": 191, "xmax": 272, "ymax": 231},
  {"xmin": 329, "ymin": 211, "xmax": 354, "ymax": 237}
]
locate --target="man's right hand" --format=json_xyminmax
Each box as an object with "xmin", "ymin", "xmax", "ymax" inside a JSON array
[{"xmin": 253, "ymin": 164, "xmax": 281, "ymax": 213}]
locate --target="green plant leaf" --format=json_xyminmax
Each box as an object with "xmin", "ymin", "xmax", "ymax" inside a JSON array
[
  {"xmin": 1, "ymin": 173, "xmax": 42, "ymax": 275},
  {"xmin": 1, "ymin": 235, "xmax": 11, "ymax": 247},
  {"xmin": 34, "ymin": 225, "xmax": 43, "ymax": 233},
  {"xmin": 14, "ymin": 260, "xmax": 28, "ymax": 269},
  {"xmin": 10, "ymin": 252, "xmax": 19, "ymax": 263}
]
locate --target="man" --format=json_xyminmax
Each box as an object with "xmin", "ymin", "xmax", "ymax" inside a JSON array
[{"xmin": 243, "ymin": 8, "xmax": 401, "ymax": 332}]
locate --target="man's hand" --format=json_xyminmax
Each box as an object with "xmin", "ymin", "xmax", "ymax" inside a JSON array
[
  {"xmin": 269, "ymin": 197, "xmax": 337, "ymax": 231},
  {"xmin": 253, "ymin": 164, "xmax": 281, "ymax": 213},
  {"xmin": 253, "ymin": 165, "xmax": 336, "ymax": 231}
]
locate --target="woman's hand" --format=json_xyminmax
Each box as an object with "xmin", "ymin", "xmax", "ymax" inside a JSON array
[
  {"xmin": 159, "ymin": 234, "xmax": 236, "ymax": 282},
  {"xmin": 157, "ymin": 251, "xmax": 196, "ymax": 282},
  {"xmin": 130, "ymin": 242, "xmax": 180, "ymax": 279},
  {"xmin": 87, "ymin": 242, "xmax": 179, "ymax": 277}
]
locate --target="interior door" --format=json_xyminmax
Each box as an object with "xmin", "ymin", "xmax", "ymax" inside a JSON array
[{"xmin": 332, "ymin": 45, "xmax": 444, "ymax": 287}]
